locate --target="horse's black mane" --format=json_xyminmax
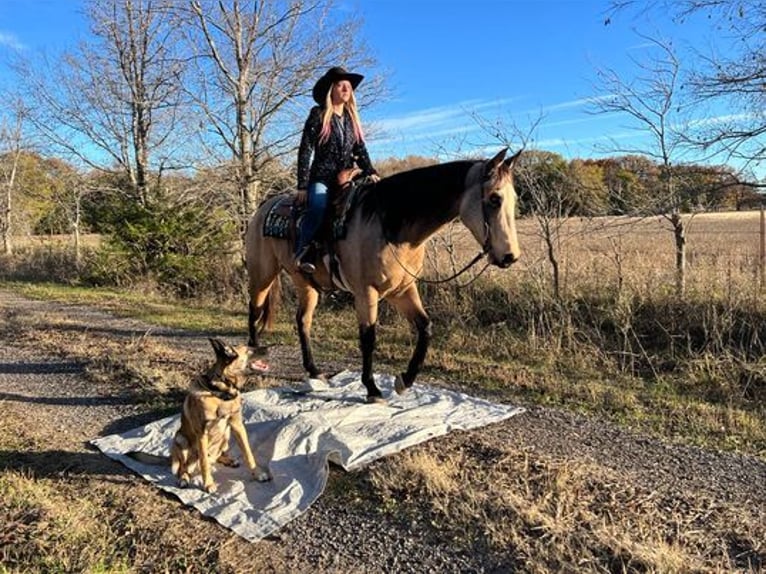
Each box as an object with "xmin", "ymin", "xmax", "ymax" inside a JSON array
[{"xmin": 360, "ymin": 160, "xmax": 476, "ymax": 241}]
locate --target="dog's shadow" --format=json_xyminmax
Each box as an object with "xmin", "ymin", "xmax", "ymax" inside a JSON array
[
  {"xmin": 99, "ymin": 405, "xmax": 181, "ymax": 437},
  {"xmin": 0, "ymin": 405, "xmax": 184, "ymax": 482},
  {"xmin": 0, "ymin": 447, "xmax": 134, "ymax": 481}
]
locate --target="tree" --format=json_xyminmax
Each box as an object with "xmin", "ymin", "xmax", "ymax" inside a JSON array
[
  {"xmin": 180, "ymin": 0, "xmax": 379, "ymax": 236},
  {"xmin": 0, "ymin": 98, "xmax": 29, "ymax": 255},
  {"xmin": 567, "ymin": 159, "xmax": 610, "ymax": 216},
  {"xmin": 591, "ymin": 35, "xmax": 693, "ymax": 296},
  {"xmin": 597, "ymin": 156, "xmax": 657, "ymax": 214},
  {"xmin": 609, "ymin": 0, "xmax": 765, "ymax": 181},
  {"xmin": 19, "ymin": 0, "xmax": 191, "ymax": 206},
  {"xmin": 515, "ymin": 150, "xmax": 573, "ymax": 298}
]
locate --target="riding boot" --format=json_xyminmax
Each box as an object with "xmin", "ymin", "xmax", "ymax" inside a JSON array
[
  {"xmin": 295, "ymin": 244, "xmax": 316, "ymax": 274},
  {"xmin": 295, "ymin": 181, "xmax": 328, "ymax": 274}
]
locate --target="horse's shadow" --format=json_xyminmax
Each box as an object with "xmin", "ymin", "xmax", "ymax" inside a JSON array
[{"xmin": 99, "ymin": 405, "xmax": 181, "ymax": 437}]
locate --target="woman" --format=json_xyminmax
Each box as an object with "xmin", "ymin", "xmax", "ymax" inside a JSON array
[{"xmin": 294, "ymin": 66, "xmax": 380, "ymax": 273}]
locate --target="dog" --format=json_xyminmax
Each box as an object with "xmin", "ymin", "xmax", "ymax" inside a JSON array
[{"xmin": 129, "ymin": 338, "xmax": 272, "ymax": 493}]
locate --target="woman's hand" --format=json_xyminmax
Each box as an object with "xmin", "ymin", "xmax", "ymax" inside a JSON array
[{"xmin": 369, "ymin": 174, "xmax": 380, "ymax": 183}]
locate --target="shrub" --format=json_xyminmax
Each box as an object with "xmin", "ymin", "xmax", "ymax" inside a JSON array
[{"xmin": 85, "ymin": 196, "xmax": 241, "ymax": 299}]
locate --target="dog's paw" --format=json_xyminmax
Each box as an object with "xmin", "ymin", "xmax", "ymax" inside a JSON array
[
  {"xmin": 204, "ymin": 482, "xmax": 218, "ymax": 494},
  {"xmin": 177, "ymin": 475, "xmax": 190, "ymax": 489},
  {"xmin": 217, "ymin": 454, "xmax": 240, "ymax": 468},
  {"xmin": 252, "ymin": 467, "xmax": 272, "ymax": 482}
]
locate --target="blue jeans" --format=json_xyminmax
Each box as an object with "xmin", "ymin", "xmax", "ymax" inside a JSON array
[{"xmin": 295, "ymin": 181, "xmax": 328, "ymax": 256}]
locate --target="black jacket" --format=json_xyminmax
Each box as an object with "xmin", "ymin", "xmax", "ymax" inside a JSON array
[{"xmin": 297, "ymin": 106, "xmax": 377, "ymax": 190}]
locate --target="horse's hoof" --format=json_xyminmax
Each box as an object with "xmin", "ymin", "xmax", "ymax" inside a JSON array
[
  {"xmin": 366, "ymin": 395, "xmax": 387, "ymax": 405},
  {"xmin": 394, "ymin": 375, "xmax": 408, "ymax": 395},
  {"xmin": 252, "ymin": 467, "xmax": 272, "ymax": 482}
]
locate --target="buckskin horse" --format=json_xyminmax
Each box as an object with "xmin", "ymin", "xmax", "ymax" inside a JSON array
[{"xmin": 244, "ymin": 148, "xmax": 521, "ymax": 403}]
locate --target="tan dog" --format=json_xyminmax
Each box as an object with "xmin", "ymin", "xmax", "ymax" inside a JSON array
[
  {"xmin": 130, "ymin": 338, "xmax": 271, "ymax": 493},
  {"xmin": 170, "ymin": 338, "xmax": 272, "ymax": 493}
]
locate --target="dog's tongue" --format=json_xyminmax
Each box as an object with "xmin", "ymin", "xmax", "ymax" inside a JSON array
[{"xmin": 250, "ymin": 359, "xmax": 269, "ymax": 372}]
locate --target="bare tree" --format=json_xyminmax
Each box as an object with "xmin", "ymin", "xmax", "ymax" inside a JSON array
[
  {"xmin": 591, "ymin": 35, "xmax": 694, "ymax": 296},
  {"xmin": 179, "ymin": 0, "xmax": 378, "ymax": 235},
  {"xmin": 19, "ymin": 0, "xmax": 190, "ymax": 206},
  {"xmin": 609, "ymin": 0, "xmax": 765, "ymax": 180},
  {"xmin": 0, "ymin": 98, "xmax": 28, "ymax": 255}
]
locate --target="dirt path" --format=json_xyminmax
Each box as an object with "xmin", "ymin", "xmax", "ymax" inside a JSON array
[{"xmin": 1, "ymin": 289, "xmax": 764, "ymax": 573}]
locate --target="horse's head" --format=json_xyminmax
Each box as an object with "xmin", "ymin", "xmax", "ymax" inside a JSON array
[{"xmin": 460, "ymin": 148, "xmax": 522, "ymax": 268}]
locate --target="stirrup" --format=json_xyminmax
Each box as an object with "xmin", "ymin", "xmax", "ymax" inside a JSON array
[
  {"xmin": 298, "ymin": 260, "xmax": 316, "ymax": 274},
  {"xmin": 295, "ymin": 246, "xmax": 316, "ymax": 274}
]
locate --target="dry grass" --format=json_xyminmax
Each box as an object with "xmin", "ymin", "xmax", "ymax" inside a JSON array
[
  {"xmin": 426, "ymin": 211, "xmax": 764, "ymax": 298},
  {"xmin": 367, "ymin": 436, "xmax": 765, "ymax": 573},
  {"xmin": 1, "ymin": 211, "xmax": 765, "ymax": 572}
]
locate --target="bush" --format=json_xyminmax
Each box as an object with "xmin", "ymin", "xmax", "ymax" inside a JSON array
[{"xmin": 84, "ymin": 196, "xmax": 241, "ymax": 299}]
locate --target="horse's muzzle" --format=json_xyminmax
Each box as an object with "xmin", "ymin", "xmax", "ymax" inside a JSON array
[{"xmin": 492, "ymin": 252, "xmax": 519, "ymax": 268}]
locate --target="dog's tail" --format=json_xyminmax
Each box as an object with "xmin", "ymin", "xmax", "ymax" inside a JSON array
[{"xmin": 125, "ymin": 451, "xmax": 170, "ymax": 466}]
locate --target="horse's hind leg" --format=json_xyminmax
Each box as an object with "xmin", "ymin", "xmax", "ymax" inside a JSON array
[
  {"xmin": 388, "ymin": 285, "xmax": 432, "ymax": 394},
  {"xmin": 295, "ymin": 282, "xmax": 323, "ymax": 379}
]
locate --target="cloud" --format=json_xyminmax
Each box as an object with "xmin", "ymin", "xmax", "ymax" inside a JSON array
[
  {"xmin": 0, "ymin": 31, "xmax": 25, "ymax": 51},
  {"xmin": 370, "ymin": 96, "xmax": 523, "ymax": 140}
]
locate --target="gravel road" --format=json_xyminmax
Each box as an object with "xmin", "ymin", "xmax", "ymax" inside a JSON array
[{"xmin": 1, "ymin": 289, "xmax": 764, "ymax": 573}]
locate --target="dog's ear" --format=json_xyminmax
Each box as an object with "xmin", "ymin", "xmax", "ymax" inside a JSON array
[{"xmin": 209, "ymin": 338, "xmax": 237, "ymax": 362}]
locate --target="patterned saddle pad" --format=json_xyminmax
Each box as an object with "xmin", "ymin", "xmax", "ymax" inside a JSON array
[{"xmin": 262, "ymin": 185, "xmax": 366, "ymax": 241}]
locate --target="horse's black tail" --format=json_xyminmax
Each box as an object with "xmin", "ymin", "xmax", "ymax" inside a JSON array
[{"xmin": 261, "ymin": 274, "xmax": 282, "ymax": 333}]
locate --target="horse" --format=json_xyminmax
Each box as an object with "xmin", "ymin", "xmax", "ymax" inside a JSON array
[{"xmin": 244, "ymin": 147, "xmax": 521, "ymax": 403}]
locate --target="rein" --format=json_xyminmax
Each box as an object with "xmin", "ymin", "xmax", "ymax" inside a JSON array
[
  {"xmin": 386, "ymin": 241, "xmax": 491, "ymax": 287},
  {"xmin": 386, "ymin": 163, "xmax": 495, "ymax": 287}
]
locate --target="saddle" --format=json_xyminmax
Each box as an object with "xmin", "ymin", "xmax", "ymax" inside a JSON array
[{"xmin": 262, "ymin": 170, "xmax": 372, "ymax": 245}]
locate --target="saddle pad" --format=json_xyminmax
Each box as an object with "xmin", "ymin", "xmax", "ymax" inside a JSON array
[
  {"xmin": 262, "ymin": 189, "xmax": 363, "ymax": 240},
  {"xmin": 263, "ymin": 195, "xmax": 295, "ymax": 239}
]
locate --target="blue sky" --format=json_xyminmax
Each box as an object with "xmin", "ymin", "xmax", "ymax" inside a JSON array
[{"xmin": 0, "ymin": 0, "xmax": 750, "ymax": 171}]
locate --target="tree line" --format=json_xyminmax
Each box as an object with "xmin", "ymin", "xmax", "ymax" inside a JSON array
[{"xmin": 0, "ymin": 0, "xmax": 763, "ymax": 298}]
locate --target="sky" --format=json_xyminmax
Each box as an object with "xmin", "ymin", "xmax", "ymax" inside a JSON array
[{"xmin": 0, "ymin": 0, "xmax": 752, "ymax": 173}]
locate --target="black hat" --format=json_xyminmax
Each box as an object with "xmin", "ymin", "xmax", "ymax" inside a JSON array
[{"xmin": 312, "ymin": 66, "xmax": 364, "ymax": 105}]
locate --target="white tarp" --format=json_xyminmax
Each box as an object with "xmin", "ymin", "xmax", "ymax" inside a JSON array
[{"xmin": 91, "ymin": 371, "xmax": 524, "ymax": 542}]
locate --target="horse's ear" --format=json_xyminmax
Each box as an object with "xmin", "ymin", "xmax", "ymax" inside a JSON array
[
  {"xmin": 486, "ymin": 147, "xmax": 509, "ymax": 174},
  {"xmin": 503, "ymin": 149, "xmax": 522, "ymax": 170}
]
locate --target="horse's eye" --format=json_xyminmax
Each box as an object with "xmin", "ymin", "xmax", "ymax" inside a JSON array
[{"xmin": 487, "ymin": 193, "xmax": 502, "ymax": 209}]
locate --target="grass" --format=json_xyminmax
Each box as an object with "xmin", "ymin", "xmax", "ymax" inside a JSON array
[
  {"xmin": 1, "ymin": 211, "xmax": 765, "ymax": 572},
  {"xmin": 364, "ymin": 435, "xmax": 764, "ymax": 573}
]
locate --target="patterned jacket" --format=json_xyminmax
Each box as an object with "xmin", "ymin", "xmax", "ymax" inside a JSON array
[{"xmin": 296, "ymin": 106, "xmax": 377, "ymax": 190}]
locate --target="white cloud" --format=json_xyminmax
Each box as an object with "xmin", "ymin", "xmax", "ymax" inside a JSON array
[
  {"xmin": 370, "ymin": 97, "xmax": 523, "ymax": 140},
  {"xmin": 0, "ymin": 31, "xmax": 25, "ymax": 52}
]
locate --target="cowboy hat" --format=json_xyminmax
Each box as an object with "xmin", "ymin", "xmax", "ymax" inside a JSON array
[{"xmin": 312, "ymin": 66, "xmax": 364, "ymax": 105}]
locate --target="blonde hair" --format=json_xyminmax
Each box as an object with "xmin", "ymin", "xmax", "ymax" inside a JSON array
[{"xmin": 318, "ymin": 84, "xmax": 365, "ymax": 145}]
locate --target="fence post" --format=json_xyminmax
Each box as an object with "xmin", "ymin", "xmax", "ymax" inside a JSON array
[{"xmin": 761, "ymin": 204, "xmax": 765, "ymax": 292}]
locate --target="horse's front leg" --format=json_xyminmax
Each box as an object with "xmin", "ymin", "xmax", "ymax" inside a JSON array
[
  {"xmin": 296, "ymin": 283, "xmax": 323, "ymax": 379},
  {"xmin": 388, "ymin": 284, "xmax": 432, "ymax": 394},
  {"xmin": 356, "ymin": 288, "xmax": 384, "ymax": 403}
]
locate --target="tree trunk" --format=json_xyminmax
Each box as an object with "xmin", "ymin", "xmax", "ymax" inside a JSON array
[
  {"xmin": 73, "ymin": 190, "xmax": 82, "ymax": 268},
  {"xmin": 2, "ymin": 155, "xmax": 19, "ymax": 256},
  {"xmin": 671, "ymin": 212, "xmax": 686, "ymax": 296},
  {"xmin": 2, "ymin": 182, "xmax": 11, "ymax": 255}
]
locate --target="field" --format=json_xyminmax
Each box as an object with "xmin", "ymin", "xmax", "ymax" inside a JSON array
[
  {"xmin": 1, "ymin": 211, "xmax": 765, "ymax": 572},
  {"xmin": 432, "ymin": 210, "xmax": 764, "ymax": 296}
]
